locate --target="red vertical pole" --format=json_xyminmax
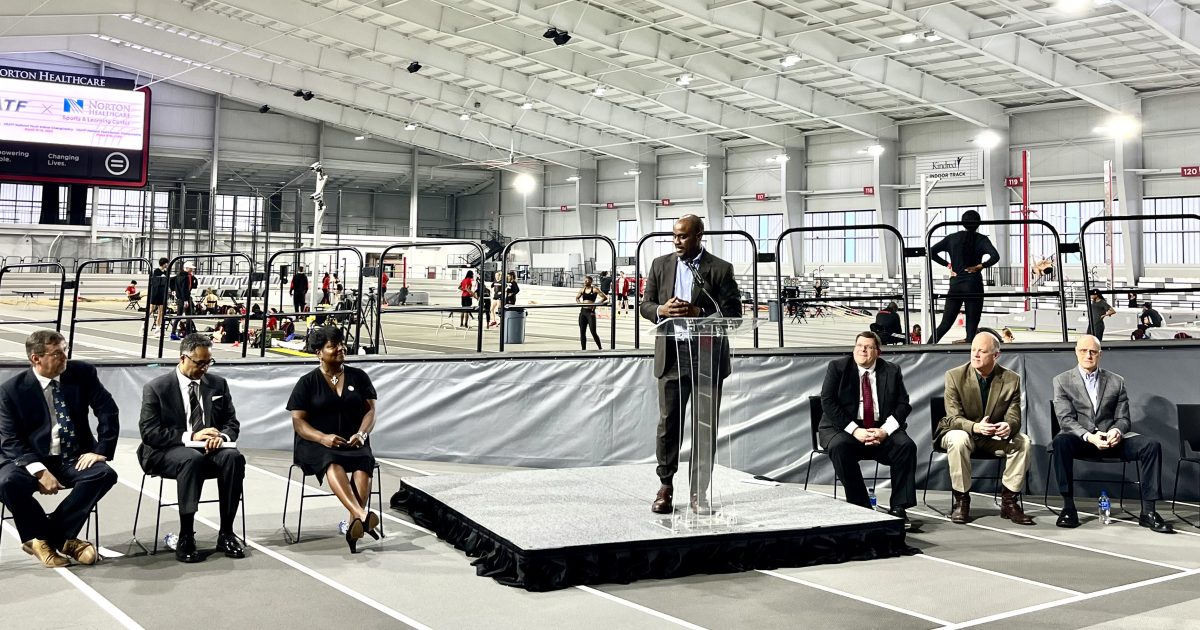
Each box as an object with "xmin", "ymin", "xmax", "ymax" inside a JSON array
[{"xmin": 1022, "ymin": 150, "xmax": 1031, "ymax": 311}]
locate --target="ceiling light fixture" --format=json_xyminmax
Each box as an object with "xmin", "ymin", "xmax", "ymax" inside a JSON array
[
  {"xmin": 543, "ymin": 27, "xmax": 558, "ymax": 39},
  {"xmin": 553, "ymin": 30, "xmax": 572, "ymax": 46},
  {"xmin": 770, "ymin": 154, "xmax": 790, "ymax": 164},
  {"xmin": 520, "ymin": 101, "xmax": 534, "ymax": 110},
  {"xmin": 406, "ymin": 61, "xmax": 422, "ymax": 73},
  {"xmin": 1094, "ymin": 114, "xmax": 1139, "ymax": 139},
  {"xmin": 355, "ymin": 134, "xmax": 369, "ymax": 141},
  {"xmin": 404, "ymin": 122, "xmax": 418, "ymax": 131},
  {"xmin": 513, "ymin": 173, "xmax": 537, "ymax": 195},
  {"xmin": 676, "ymin": 73, "xmax": 693, "ymax": 86},
  {"xmin": 293, "ymin": 89, "xmax": 304, "ymax": 97},
  {"xmin": 566, "ymin": 175, "xmax": 580, "ymax": 182},
  {"xmin": 459, "ymin": 112, "xmax": 470, "ymax": 120},
  {"xmin": 592, "ymin": 85, "xmax": 606, "ymax": 97},
  {"xmin": 302, "ymin": 91, "xmax": 314, "ymax": 101},
  {"xmin": 973, "ymin": 130, "xmax": 1002, "ymax": 149},
  {"xmin": 780, "ymin": 54, "xmax": 801, "ymax": 68},
  {"xmin": 898, "ymin": 33, "xmax": 919, "ymax": 45},
  {"xmin": 858, "ymin": 144, "xmax": 885, "ymax": 156},
  {"xmin": 623, "ymin": 169, "xmax": 641, "ymax": 176},
  {"xmin": 690, "ymin": 162, "xmax": 709, "ymax": 170},
  {"xmin": 923, "ymin": 30, "xmax": 942, "ymax": 42}
]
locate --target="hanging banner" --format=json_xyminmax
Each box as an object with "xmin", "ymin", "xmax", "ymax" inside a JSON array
[{"xmin": 914, "ymin": 151, "xmax": 983, "ymax": 182}]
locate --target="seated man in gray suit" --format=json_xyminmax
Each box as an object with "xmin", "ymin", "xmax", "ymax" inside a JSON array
[{"xmin": 1051, "ymin": 334, "xmax": 1172, "ymax": 533}]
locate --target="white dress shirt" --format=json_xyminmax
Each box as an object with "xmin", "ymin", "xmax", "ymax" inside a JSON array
[
  {"xmin": 672, "ymin": 249, "xmax": 702, "ymax": 304},
  {"xmin": 175, "ymin": 368, "xmax": 230, "ymax": 444},
  {"xmin": 27, "ymin": 370, "xmax": 61, "ymax": 475},
  {"xmin": 1078, "ymin": 366, "xmax": 1118, "ymax": 436},
  {"xmin": 843, "ymin": 362, "xmax": 901, "ymax": 437}
]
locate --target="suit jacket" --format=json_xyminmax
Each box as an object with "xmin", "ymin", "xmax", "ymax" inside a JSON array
[
  {"xmin": 638, "ymin": 250, "xmax": 742, "ymax": 379},
  {"xmin": 137, "ymin": 370, "xmax": 240, "ymax": 470},
  {"xmin": 936, "ymin": 363, "xmax": 1022, "ymax": 444},
  {"xmin": 818, "ymin": 356, "xmax": 912, "ymax": 449},
  {"xmin": 1051, "ymin": 367, "xmax": 1130, "ymax": 439},
  {"xmin": 0, "ymin": 362, "xmax": 120, "ymax": 467}
]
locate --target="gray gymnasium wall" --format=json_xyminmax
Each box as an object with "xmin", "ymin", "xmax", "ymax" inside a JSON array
[{"xmin": 1, "ymin": 344, "xmax": 1196, "ymax": 498}]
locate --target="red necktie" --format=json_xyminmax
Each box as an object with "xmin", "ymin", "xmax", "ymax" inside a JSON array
[{"xmin": 861, "ymin": 371, "xmax": 875, "ymax": 429}]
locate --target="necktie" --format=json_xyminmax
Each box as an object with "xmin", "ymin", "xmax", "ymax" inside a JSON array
[
  {"xmin": 188, "ymin": 381, "xmax": 204, "ymax": 434},
  {"xmin": 50, "ymin": 381, "xmax": 77, "ymax": 457},
  {"xmin": 861, "ymin": 371, "xmax": 875, "ymax": 429}
]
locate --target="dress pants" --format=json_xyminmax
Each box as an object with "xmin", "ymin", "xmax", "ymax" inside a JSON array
[
  {"xmin": 144, "ymin": 446, "xmax": 245, "ymax": 530},
  {"xmin": 656, "ymin": 340, "xmax": 722, "ymax": 497},
  {"xmin": 1051, "ymin": 433, "xmax": 1162, "ymax": 501},
  {"xmin": 825, "ymin": 430, "xmax": 918, "ymax": 510},
  {"xmin": 0, "ymin": 458, "xmax": 118, "ymax": 547},
  {"xmin": 940, "ymin": 430, "xmax": 1030, "ymax": 493},
  {"xmin": 934, "ymin": 276, "xmax": 984, "ymax": 343}
]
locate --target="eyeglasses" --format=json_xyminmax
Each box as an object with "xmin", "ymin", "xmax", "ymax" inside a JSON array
[
  {"xmin": 37, "ymin": 350, "xmax": 67, "ymax": 359},
  {"xmin": 183, "ymin": 355, "xmax": 216, "ymax": 368}
]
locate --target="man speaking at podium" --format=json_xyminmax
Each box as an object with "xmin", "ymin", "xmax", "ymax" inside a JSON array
[{"xmin": 640, "ymin": 215, "xmax": 742, "ymax": 515}]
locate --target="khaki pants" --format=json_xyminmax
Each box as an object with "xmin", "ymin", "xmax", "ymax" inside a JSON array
[{"xmin": 940, "ymin": 430, "xmax": 1030, "ymax": 493}]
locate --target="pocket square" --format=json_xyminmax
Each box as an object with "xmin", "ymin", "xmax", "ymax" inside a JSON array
[{"xmin": 213, "ymin": 395, "xmax": 224, "ymax": 400}]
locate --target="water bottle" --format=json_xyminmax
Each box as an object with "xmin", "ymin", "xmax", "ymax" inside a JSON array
[
  {"xmin": 337, "ymin": 519, "xmax": 349, "ymax": 535},
  {"xmin": 1098, "ymin": 490, "xmax": 1112, "ymax": 524},
  {"xmin": 868, "ymin": 488, "xmax": 878, "ymax": 511},
  {"xmin": 163, "ymin": 532, "xmax": 178, "ymax": 550}
]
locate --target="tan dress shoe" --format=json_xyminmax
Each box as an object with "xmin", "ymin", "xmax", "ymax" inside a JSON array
[
  {"xmin": 61, "ymin": 539, "xmax": 99, "ymax": 565},
  {"xmin": 22, "ymin": 539, "xmax": 70, "ymax": 568}
]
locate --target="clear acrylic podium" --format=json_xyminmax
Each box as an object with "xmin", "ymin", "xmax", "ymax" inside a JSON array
[{"xmin": 649, "ymin": 316, "xmax": 763, "ymax": 532}]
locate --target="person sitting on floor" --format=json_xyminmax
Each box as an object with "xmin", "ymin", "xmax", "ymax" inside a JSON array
[{"xmin": 871, "ymin": 302, "xmax": 906, "ymax": 345}]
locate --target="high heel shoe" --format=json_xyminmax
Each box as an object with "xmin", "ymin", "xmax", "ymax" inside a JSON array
[
  {"xmin": 364, "ymin": 511, "xmax": 382, "ymax": 540},
  {"xmin": 345, "ymin": 517, "xmax": 364, "ymax": 554}
]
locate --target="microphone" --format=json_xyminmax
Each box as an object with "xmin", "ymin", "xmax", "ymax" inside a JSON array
[{"xmin": 682, "ymin": 258, "xmax": 723, "ymax": 318}]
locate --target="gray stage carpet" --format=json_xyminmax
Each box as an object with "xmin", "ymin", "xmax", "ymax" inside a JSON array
[{"xmin": 392, "ymin": 464, "xmax": 911, "ymax": 590}]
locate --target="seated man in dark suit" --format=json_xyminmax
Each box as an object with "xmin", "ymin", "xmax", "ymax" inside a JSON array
[
  {"xmin": 0, "ymin": 330, "xmax": 119, "ymax": 567},
  {"xmin": 819, "ymin": 331, "xmax": 916, "ymax": 524},
  {"xmin": 871, "ymin": 302, "xmax": 906, "ymax": 345},
  {"xmin": 139, "ymin": 333, "xmax": 247, "ymax": 562},
  {"xmin": 1051, "ymin": 334, "xmax": 1172, "ymax": 533}
]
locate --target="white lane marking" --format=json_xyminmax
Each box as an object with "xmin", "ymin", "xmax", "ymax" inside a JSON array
[
  {"xmin": 758, "ymin": 569, "xmax": 952, "ymax": 626},
  {"xmin": 904, "ymin": 506, "xmax": 1189, "ymax": 571},
  {"xmin": 116, "ymin": 477, "xmax": 434, "ymax": 630},
  {"xmin": 99, "ymin": 547, "xmax": 125, "ymax": 558},
  {"xmin": 0, "ymin": 522, "xmax": 143, "ymax": 630},
  {"xmin": 376, "ymin": 459, "xmax": 436, "ymax": 476},
  {"xmin": 938, "ymin": 568, "xmax": 1200, "ymax": 629},
  {"xmin": 574, "ymin": 585, "xmax": 710, "ymax": 630},
  {"xmin": 244, "ymin": 463, "xmax": 434, "ymax": 535},
  {"xmin": 991, "ymin": 493, "xmax": 1200, "ymax": 540},
  {"xmin": 806, "ymin": 485, "xmax": 1189, "ymax": 572},
  {"xmin": 913, "ymin": 554, "xmax": 1082, "ymax": 595}
]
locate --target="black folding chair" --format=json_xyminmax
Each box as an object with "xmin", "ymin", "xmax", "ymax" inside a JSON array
[
  {"xmin": 803, "ymin": 395, "xmax": 882, "ymax": 499},
  {"xmin": 1170, "ymin": 404, "xmax": 1200, "ymax": 527},
  {"xmin": 282, "ymin": 463, "xmax": 383, "ymax": 544},
  {"xmin": 132, "ymin": 473, "xmax": 246, "ymax": 555},
  {"xmin": 921, "ymin": 396, "xmax": 1016, "ymax": 511},
  {"xmin": 1043, "ymin": 403, "xmax": 1139, "ymax": 516}
]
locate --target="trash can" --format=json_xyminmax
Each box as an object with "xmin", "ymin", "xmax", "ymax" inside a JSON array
[
  {"xmin": 504, "ymin": 307, "xmax": 527, "ymax": 344},
  {"xmin": 768, "ymin": 299, "xmax": 780, "ymax": 322}
]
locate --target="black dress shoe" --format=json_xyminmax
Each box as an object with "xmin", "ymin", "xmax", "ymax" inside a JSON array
[
  {"xmin": 175, "ymin": 533, "xmax": 202, "ymax": 563},
  {"xmin": 1139, "ymin": 511, "xmax": 1175, "ymax": 534},
  {"xmin": 1056, "ymin": 509, "xmax": 1081, "ymax": 528},
  {"xmin": 216, "ymin": 533, "xmax": 246, "ymax": 558},
  {"xmin": 651, "ymin": 485, "xmax": 673, "ymax": 514}
]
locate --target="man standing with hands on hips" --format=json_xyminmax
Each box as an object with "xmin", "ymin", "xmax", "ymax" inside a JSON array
[{"xmin": 639, "ymin": 215, "xmax": 742, "ymax": 515}]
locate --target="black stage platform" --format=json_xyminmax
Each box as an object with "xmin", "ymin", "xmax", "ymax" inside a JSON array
[{"xmin": 390, "ymin": 464, "xmax": 911, "ymax": 591}]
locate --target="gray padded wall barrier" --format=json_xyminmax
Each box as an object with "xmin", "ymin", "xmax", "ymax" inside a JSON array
[{"xmin": 0, "ymin": 344, "xmax": 1195, "ymax": 498}]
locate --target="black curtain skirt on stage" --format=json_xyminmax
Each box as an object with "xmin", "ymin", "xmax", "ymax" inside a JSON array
[{"xmin": 391, "ymin": 482, "xmax": 915, "ymax": 592}]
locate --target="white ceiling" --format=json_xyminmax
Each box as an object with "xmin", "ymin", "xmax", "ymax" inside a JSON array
[{"xmin": 3, "ymin": 0, "xmax": 1198, "ymax": 193}]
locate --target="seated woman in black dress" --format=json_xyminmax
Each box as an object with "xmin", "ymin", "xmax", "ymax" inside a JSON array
[{"xmin": 286, "ymin": 326, "xmax": 380, "ymax": 553}]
